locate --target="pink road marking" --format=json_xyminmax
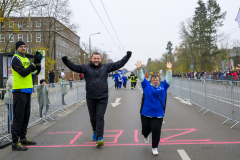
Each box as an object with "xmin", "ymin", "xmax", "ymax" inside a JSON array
[
  {"xmin": 85, "ymin": 130, "xmax": 123, "ymax": 144},
  {"xmin": 26, "ymin": 141, "xmax": 240, "ymax": 148},
  {"xmin": 135, "ymin": 130, "xmax": 138, "ymax": 143},
  {"xmin": 48, "ymin": 132, "xmax": 82, "ymax": 145},
  {"xmin": 161, "ymin": 129, "xmax": 196, "ymax": 142},
  {"xmin": 162, "ymin": 139, "xmax": 211, "ymax": 142}
]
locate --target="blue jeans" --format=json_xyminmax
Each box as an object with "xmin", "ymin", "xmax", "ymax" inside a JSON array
[{"xmin": 6, "ymin": 104, "xmax": 14, "ymax": 132}]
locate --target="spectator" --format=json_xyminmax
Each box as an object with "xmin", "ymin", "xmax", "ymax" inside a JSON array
[
  {"xmin": 69, "ymin": 77, "xmax": 74, "ymax": 89},
  {"xmin": 59, "ymin": 69, "xmax": 65, "ymax": 78},
  {"xmin": 79, "ymin": 73, "xmax": 84, "ymax": 80},
  {"xmin": 37, "ymin": 79, "xmax": 50, "ymax": 119},
  {"xmin": 59, "ymin": 74, "xmax": 68, "ymax": 105},
  {"xmin": 49, "ymin": 70, "xmax": 55, "ymax": 87},
  {"xmin": 4, "ymin": 75, "xmax": 14, "ymax": 133}
]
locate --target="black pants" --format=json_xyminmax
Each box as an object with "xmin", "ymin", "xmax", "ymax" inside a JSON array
[
  {"xmin": 12, "ymin": 92, "xmax": 31, "ymax": 144},
  {"xmin": 123, "ymin": 83, "xmax": 127, "ymax": 88},
  {"xmin": 115, "ymin": 81, "xmax": 119, "ymax": 89},
  {"xmin": 86, "ymin": 98, "xmax": 108, "ymax": 140},
  {"xmin": 49, "ymin": 78, "xmax": 55, "ymax": 87},
  {"xmin": 141, "ymin": 115, "xmax": 163, "ymax": 148},
  {"xmin": 62, "ymin": 94, "xmax": 65, "ymax": 104},
  {"xmin": 131, "ymin": 82, "xmax": 136, "ymax": 88}
]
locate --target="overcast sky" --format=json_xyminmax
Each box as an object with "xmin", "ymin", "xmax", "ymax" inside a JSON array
[{"xmin": 69, "ymin": 0, "xmax": 240, "ymax": 70}]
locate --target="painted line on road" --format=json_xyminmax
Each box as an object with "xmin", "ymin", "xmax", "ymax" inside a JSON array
[{"xmin": 177, "ymin": 150, "xmax": 191, "ymax": 160}]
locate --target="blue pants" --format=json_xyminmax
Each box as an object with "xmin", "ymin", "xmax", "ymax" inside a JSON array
[{"xmin": 118, "ymin": 82, "xmax": 122, "ymax": 88}]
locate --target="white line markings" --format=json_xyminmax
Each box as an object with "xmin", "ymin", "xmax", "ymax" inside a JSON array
[
  {"xmin": 177, "ymin": 150, "xmax": 191, "ymax": 160},
  {"xmin": 111, "ymin": 98, "xmax": 121, "ymax": 107}
]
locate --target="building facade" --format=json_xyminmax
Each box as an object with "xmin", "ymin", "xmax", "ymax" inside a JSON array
[{"xmin": 0, "ymin": 17, "xmax": 80, "ymax": 79}]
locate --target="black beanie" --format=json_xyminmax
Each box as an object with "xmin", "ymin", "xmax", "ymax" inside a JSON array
[
  {"xmin": 16, "ymin": 41, "xmax": 26, "ymax": 50},
  {"xmin": 40, "ymin": 79, "xmax": 46, "ymax": 84}
]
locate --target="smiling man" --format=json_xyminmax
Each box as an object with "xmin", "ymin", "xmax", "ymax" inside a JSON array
[
  {"xmin": 62, "ymin": 51, "xmax": 131, "ymax": 147},
  {"xmin": 11, "ymin": 41, "xmax": 42, "ymax": 151}
]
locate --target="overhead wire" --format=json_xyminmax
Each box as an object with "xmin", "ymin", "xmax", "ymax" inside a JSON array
[
  {"xmin": 100, "ymin": 0, "xmax": 125, "ymax": 52},
  {"xmin": 88, "ymin": 0, "xmax": 123, "ymax": 55}
]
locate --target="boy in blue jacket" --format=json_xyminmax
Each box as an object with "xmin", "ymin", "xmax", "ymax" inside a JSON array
[
  {"xmin": 122, "ymin": 74, "xmax": 128, "ymax": 89},
  {"xmin": 136, "ymin": 61, "xmax": 172, "ymax": 156}
]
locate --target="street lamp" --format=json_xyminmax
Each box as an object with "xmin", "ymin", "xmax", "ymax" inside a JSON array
[
  {"xmin": 89, "ymin": 32, "xmax": 100, "ymax": 55},
  {"xmin": 84, "ymin": 53, "xmax": 85, "ymax": 64},
  {"xmin": 28, "ymin": 3, "xmax": 48, "ymax": 52}
]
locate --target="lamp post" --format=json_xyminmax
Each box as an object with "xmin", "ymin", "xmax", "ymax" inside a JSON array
[
  {"xmin": 89, "ymin": 32, "xmax": 100, "ymax": 55},
  {"xmin": 84, "ymin": 53, "xmax": 85, "ymax": 64},
  {"xmin": 28, "ymin": 4, "xmax": 48, "ymax": 52}
]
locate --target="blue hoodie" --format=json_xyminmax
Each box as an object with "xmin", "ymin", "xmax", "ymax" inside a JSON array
[
  {"xmin": 113, "ymin": 74, "xmax": 120, "ymax": 81},
  {"xmin": 122, "ymin": 77, "xmax": 127, "ymax": 83}
]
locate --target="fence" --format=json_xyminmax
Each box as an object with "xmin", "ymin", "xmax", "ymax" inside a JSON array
[
  {"xmin": 167, "ymin": 78, "xmax": 240, "ymax": 129},
  {"xmin": 0, "ymin": 77, "xmax": 114, "ymax": 142}
]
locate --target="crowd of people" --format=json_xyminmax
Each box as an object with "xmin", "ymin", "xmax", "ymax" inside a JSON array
[{"xmin": 173, "ymin": 70, "xmax": 240, "ymax": 80}]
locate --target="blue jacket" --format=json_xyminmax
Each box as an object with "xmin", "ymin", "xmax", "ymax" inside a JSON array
[
  {"xmin": 113, "ymin": 74, "xmax": 120, "ymax": 81},
  {"xmin": 141, "ymin": 78, "xmax": 169, "ymax": 117},
  {"xmin": 122, "ymin": 77, "xmax": 127, "ymax": 83}
]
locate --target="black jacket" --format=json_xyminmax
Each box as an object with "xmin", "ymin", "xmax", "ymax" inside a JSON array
[
  {"xmin": 62, "ymin": 54, "xmax": 131, "ymax": 99},
  {"xmin": 49, "ymin": 72, "xmax": 55, "ymax": 79}
]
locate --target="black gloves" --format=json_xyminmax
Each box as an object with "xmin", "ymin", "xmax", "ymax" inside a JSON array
[
  {"xmin": 62, "ymin": 56, "xmax": 68, "ymax": 61},
  {"xmin": 34, "ymin": 51, "xmax": 43, "ymax": 64},
  {"xmin": 127, "ymin": 51, "xmax": 132, "ymax": 57}
]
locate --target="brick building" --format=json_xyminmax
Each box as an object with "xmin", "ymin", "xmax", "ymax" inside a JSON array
[{"xmin": 0, "ymin": 17, "xmax": 81, "ymax": 81}]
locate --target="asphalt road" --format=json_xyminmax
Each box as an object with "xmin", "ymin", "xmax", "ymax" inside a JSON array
[{"xmin": 1, "ymin": 81, "xmax": 240, "ymax": 160}]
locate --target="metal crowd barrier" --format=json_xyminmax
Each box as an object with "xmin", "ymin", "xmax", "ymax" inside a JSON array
[
  {"xmin": 167, "ymin": 77, "xmax": 240, "ymax": 129},
  {"xmin": 0, "ymin": 77, "xmax": 114, "ymax": 142}
]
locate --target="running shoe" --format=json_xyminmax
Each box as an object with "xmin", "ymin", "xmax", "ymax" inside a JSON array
[
  {"xmin": 152, "ymin": 148, "xmax": 158, "ymax": 156},
  {"xmin": 96, "ymin": 137, "xmax": 104, "ymax": 148},
  {"xmin": 93, "ymin": 131, "xmax": 97, "ymax": 141}
]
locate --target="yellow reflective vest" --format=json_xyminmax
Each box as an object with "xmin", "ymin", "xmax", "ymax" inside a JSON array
[{"xmin": 12, "ymin": 54, "xmax": 33, "ymax": 89}]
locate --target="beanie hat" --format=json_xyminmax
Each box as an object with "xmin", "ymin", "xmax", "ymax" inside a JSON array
[
  {"xmin": 16, "ymin": 41, "xmax": 26, "ymax": 50},
  {"xmin": 40, "ymin": 79, "xmax": 46, "ymax": 84}
]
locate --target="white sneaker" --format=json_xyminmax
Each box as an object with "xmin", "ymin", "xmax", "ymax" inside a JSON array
[
  {"xmin": 144, "ymin": 136, "xmax": 149, "ymax": 144},
  {"xmin": 152, "ymin": 148, "xmax": 158, "ymax": 156}
]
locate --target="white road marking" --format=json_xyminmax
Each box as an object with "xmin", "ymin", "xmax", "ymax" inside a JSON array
[
  {"xmin": 111, "ymin": 98, "xmax": 121, "ymax": 107},
  {"xmin": 177, "ymin": 150, "xmax": 191, "ymax": 160}
]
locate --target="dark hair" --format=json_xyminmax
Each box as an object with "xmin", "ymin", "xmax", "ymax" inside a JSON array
[
  {"xmin": 40, "ymin": 79, "xmax": 46, "ymax": 84},
  {"xmin": 150, "ymin": 74, "xmax": 161, "ymax": 82},
  {"xmin": 62, "ymin": 69, "xmax": 64, "ymax": 71},
  {"xmin": 91, "ymin": 52, "xmax": 101, "ymax": 58}
]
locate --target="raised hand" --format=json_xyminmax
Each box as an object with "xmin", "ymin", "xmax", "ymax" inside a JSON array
[
  {"xmin": 166, "ymin": 62, "xmax": 172, "ymax": 70},
  {"xmin": 236, "ymin": 64, "xmax": 240, "ymax": 72},
  {"xmin": 135, "ymin": 61, "xmax": 143, "ymax": 70}
]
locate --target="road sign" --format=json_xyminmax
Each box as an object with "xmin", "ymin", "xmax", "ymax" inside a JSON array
[
  {"xmin": 160, "ymin": 70, "xmax": 162, "ymax": 73},
  {"xmin": 191, "ymin": 65, "xmax": 193, "ymax": 69}
]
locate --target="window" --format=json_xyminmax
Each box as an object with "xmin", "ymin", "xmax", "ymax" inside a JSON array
[
  {"xmin": 27, "ymin": 21, "xmax": 32, "ymax": 27},
  {"xmin": 18, "ymin": 22, "xmax": 22, "ymax": 28},
  {"xmin": 36, "ymin": 21, "xmax": 41, "ymax": 27},
  {"xmin": 9, "ymin": 22, "xmax": 14, "ymax": 28},
  {"xmin": 0, "ymin": 34, "xmax": 5, "ymax": 42},
  {"xmin": 36, "ymin": 34, "xmax": 41, "ymax": 42},
  {"xmin": 18, "ymin": 34, "xmax": 23, "ymax": 41},
  {"xmin": 27, "ymin": 34, "xmax": 32, "ymax": 42},
  {"xmin": 27, "ymin": 48, "xmax": 32, "ymax": 53},
  {"xmin": 59, "ymin": 51, "xmax": 62, "ymax": 57},
  {"xmin": 9, "ymin": 34, "xmax": 14, "ymax": 42}
]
